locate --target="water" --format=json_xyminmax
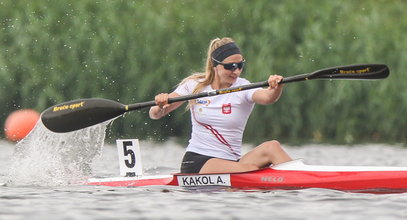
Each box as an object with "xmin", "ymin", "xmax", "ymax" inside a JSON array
[{"xmin": 1, "ymin": 123, "xmax": 407, "ymax": 219}]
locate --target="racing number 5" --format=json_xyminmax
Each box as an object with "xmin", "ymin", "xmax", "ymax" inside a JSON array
[{"xmin": 123, "ymin": 141, "xmax": 136, "ymax": 168}]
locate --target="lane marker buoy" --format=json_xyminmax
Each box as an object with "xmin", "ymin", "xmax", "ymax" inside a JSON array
[{"xmin": 4, "ymin": 109, "xmax": 40, "ymax": 142}]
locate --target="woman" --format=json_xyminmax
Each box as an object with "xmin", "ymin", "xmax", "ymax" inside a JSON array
[{"xmin": 149, "ymin": 37, "xmax": 292, "ymax": 173}]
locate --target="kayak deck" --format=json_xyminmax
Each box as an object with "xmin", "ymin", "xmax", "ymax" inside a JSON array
[{"xmin": 87, "ymin": 160, "xmax": 407, "ymax": 193}]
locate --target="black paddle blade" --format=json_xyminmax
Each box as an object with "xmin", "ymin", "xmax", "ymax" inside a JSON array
[
  {"xmin": 41, "ymin": 98, "xmax": 126, "ymax": 133},
  {"xmin": 312, "ymin": 64, "xmax": 390, "ymax": 80}
]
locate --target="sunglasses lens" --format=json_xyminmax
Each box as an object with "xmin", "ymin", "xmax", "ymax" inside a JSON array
[
  {"xmin": 224, "ymin": 63, "xmax": 237, "ymax": 70},
  {"xmin": 237, "ymin": 62, "xmax": 244, "ymax": 69},
  {"xmin": 223, "ymin": 61, "xmax": 244, "ymax": 71}
]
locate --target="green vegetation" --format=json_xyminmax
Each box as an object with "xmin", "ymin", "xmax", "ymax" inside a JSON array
[{"xmin": 1, "ymin": 0, "xmax": 406, "ymax": 144}]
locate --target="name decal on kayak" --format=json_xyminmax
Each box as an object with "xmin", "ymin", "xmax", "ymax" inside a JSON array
[
  {"xmin": 53, "ymin": 101, "xmax": 85, "ymax": 112},
  {"xmin": 177, "ymin": 174, "xmax": 231, "ymax": 187}
]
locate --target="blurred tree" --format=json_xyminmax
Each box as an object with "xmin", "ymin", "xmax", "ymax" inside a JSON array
[{"xmin": 0, "ymin": 0, "xmax": 405, "ymax": 144}]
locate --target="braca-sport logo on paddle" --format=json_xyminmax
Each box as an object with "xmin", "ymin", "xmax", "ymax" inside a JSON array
[
  {"xmin": 52, "ymin": 101, "xmax": 85, "ymax": 112},
  {"xmin": 339, "ymin": 67, "xmax": 371, "ymax": 74},
  {"xmin": 177, "ymin": 174, "xmax": 231, "ymax": 187}
]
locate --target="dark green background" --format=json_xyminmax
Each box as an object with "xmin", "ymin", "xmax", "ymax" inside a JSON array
[{"xmin": 1, "ymin": 0, "xmax": 405, "ymax": 145}]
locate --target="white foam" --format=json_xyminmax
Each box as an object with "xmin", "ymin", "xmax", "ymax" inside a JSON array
[{"xmin": 7, "ymin": 119, "xmax": 109, "ymax": 186}]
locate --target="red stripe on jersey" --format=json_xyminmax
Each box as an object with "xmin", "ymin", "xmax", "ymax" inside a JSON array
[{"xmin": 191, "ymin": 106, "xmax": 240, "ymax": 157}]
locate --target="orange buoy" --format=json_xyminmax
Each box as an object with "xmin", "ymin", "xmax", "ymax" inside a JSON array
[{"xmin": 4, "ymin": 109, "xmax": 40, "ymax": 142}]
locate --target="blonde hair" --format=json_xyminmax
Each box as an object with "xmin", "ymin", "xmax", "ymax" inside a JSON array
[{"xmin": 180, "ymin": 37, "xmax": 236, "ymax": 94}]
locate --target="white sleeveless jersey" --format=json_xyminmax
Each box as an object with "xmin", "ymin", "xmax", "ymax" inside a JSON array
[{"xmin": 174, "ymin": 77, "xmax": 260, "ymax": 160}]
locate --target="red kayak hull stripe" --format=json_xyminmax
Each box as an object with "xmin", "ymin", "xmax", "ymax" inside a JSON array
[{"xmin": 87, "ymin": 167, "xmax": 407, "ymax": 193}]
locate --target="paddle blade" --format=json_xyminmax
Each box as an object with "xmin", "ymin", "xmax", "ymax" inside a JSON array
[
  {"xmin": 41, "ymin": 98, "xmax": 126, "ymax": 133},
  {"xmin": 311, "ymin": 64, "xmax": 390, "ymax": 80}
]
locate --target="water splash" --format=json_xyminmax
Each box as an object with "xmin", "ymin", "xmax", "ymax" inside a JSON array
[{"xmin": 7, "ymin": 119, "xmax": 109, "ymax": 186}]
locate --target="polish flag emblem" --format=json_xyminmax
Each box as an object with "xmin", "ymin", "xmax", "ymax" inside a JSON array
[{"xmin": 222, "ymin": 103, "xmax": 232, "ymax": 114}]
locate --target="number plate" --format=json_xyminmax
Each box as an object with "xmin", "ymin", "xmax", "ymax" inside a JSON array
[{"xmin": 116, "ymin": 139, "xmax": 143, "ymax": 176}]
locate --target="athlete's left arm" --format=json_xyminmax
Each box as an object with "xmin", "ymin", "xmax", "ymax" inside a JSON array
[{"xmin": 252, "ymin": 75, "xmax": 284, "ymax": 105}]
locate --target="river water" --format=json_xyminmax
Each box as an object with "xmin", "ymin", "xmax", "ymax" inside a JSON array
[{"xmin": 1, "ymin": 122, "xmax": 407, "ymax": 220}]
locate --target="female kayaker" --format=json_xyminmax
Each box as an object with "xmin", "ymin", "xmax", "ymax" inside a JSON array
[{"xmin": 149, "ymin": 37, "xmax": 292, "ymax": 173}]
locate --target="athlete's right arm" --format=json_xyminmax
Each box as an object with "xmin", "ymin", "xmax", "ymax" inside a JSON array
[{"xmin": 149, "ymin": 92, "xmax": 185, "ymax": 120}]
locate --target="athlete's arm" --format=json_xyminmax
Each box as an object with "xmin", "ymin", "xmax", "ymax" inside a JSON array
[
  {"xmin": 149, "ymin": 92, "xmax": 185, "ymax": 119},
  {"xmin": 252, "ymin": 75, "xmax": 284, "ymax": 105}
]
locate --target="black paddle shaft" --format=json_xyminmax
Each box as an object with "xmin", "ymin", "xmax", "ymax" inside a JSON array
[{"xmin": 41, "ymin": 63, "xmax": 389, "ymax": 132}]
